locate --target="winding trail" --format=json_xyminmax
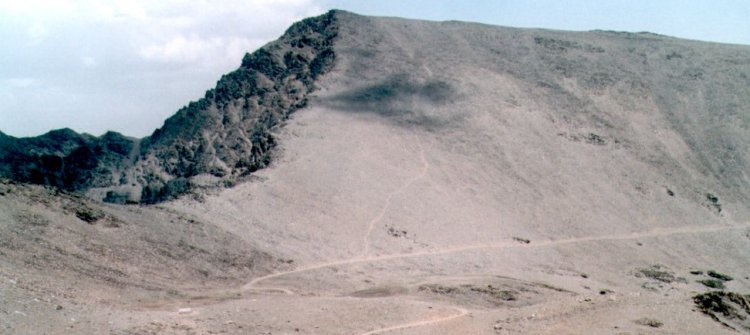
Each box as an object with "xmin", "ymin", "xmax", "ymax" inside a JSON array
[
  {"xmin": 242, "ymin": 221, "xmax": 750, "ymax": 333},
  {"xmin": 361, "ymin": 135, "xmax": 429, "ymax": 256},
  {"xmin": 239, "ymin": 137, "xmax": 750, "ymax": 334},
  {"xmin": 246, "ymin": 222, "xmax": 749, "ymax": 293}
]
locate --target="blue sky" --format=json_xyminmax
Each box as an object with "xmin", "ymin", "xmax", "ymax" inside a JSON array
[
  {"xmin": 328, "ymin": 1, "xmax": 750, "ymax": 45},
  {"xmin": 1, "ymin": 0, "xmax": 748, "ymax": 137}
]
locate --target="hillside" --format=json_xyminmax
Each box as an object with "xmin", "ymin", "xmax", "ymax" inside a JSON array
[{"xmin": 2, "ymin": 10, "xmax": 750, "ymax": 334}]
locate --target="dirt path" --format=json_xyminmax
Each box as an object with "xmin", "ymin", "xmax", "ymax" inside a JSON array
[
  {"xmin": 358, "ymin": 306, "xmax": 469, "ymax": 335},
  {"xmin": 362, "ymin": 135, "xmax": 429, "ymax": 256},
  {"xmin": 245, "ymin": 222, "xmax": 748, "ymax": 293},
  {"xmin": 242, "ymin": 221, "xmax": 749, "ymax": 332}
]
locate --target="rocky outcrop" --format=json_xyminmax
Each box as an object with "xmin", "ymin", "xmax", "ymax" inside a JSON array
[
  {"xmin": 0, "ymin": 10, "xmax": 340, "ymax": 203},
  {"xmin": 131, "ymin": 10, "xmax": 338, "ymax": 203},
  {"xmin": 0, "ymin": 129, "xmax": 137, "ymax": 191}
]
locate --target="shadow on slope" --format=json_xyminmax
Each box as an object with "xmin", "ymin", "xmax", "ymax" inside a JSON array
[{"xmin": 322, "ymin": 74, "xmax": 462, "ymax": 130}]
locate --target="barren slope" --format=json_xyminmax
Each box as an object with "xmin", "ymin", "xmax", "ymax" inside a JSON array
[{"xmin": 3, "ymin": 10, "xmax": 750, "ymax": 334}]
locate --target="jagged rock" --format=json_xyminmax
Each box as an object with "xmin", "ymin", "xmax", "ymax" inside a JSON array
[{"xmin": 0, "ymin": 11, "xmax": 340, "ymax": 203}]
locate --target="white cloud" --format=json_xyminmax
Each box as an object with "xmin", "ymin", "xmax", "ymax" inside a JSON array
[
  {"xmin": 4, "ymin": 0, "xmax": 326, "ymax": 64},
  {"xmin": 0, "ymin": 0, "xmax": 329, "ymax": 137},
  {"xmin": 139, "ymin": 35, "xmax": 267, "ymax": 66},
  {"xmin": 140, "ymin": 35, "xmax": 220, "ymax": 63},
  {"xmin": 130, "ymin": 0, "xmax": 324, "ymax": 69}
]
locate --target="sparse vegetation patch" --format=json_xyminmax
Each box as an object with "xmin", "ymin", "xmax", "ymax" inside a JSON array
[
  {"xmin": 387, "ymin": 226, "xmax": 408, "ymax": 238},
  {"xmin": 636, "ymin": 265, "xmax": 685, "ymax": 283},
  {"xmin": 708, "ymin": 270, "xmax": 734, "ymax": 282},
  {"xmin": 533, "ymin": 36, "xmax": 604, "ymax": 53},
  {"xmin": 705, "ymin": 192, "xmax": 722, "ymax": 214},
  {"xmin": 700, "ymin": 279, "xmax": 726, "ymax": 289},
  {"xmin": 634, "ymin": 317, "xmax": 663, "ymax": 328},
  {"xmin": 694, "ymin": 291, "xmax": 750, "ymax": 331},
  {"xmin": 418, "ymin": 283, "xmax": 518, "ymax": 305},
  {"xmin": 512, "ymin": 237, "xmax": 530, "ymax": 244},
  {"xmin": 74, "ymin": 205, "xmax": 105, "ymax": 224},
  {"xmin": 585, "ymin": 133, "xmax": 606, "ymax": 145}
]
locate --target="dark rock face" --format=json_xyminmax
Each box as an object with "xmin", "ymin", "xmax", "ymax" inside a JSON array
[
  {"xmin": 135, "ymin": 10, "xmax": 338, "ymax": 203},
  {"xmin": 0, "ymin": 11, "xmax": 340, "ymax": 203},
  {"xmin": 0, "ymin": 129, "xmax": 137, "ymax": 191}
]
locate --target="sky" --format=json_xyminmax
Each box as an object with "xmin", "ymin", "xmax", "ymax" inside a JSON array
[{"xmin": 1, "ymin": 0, "xmax": 748, "ymax": 138}]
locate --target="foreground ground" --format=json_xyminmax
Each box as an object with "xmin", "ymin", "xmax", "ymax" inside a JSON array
[{"xmin": 2, "ymin": 107, "xmax": 749, "ymax": 334}]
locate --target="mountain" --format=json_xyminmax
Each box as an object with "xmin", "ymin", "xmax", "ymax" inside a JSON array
[{"xmin": 2, "ymin": 10, "xmax": 750, "ymax": 334}]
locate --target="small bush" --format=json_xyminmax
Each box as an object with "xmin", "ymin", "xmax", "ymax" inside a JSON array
[
  {"xmin": 638, "ymin": 265, "xmax": 682, "ymax": 283},
  {"xmin": 705, "ymin": 193, "xmax": 722, "ymax": 213},
  {"xmin": 103, "ymin": 190, "xmax": 131, "ymax": 204},
  {"xmin": 635, "ymin": 318, "xmax": 663, "ymax": 328},
  {"xmin": 74, "ymin": 205, "xmax": 104, "ymax": 223},
  {"xmin": 700, "ymin": 279, "xmax": 726, "ymax": 289},
  {"xmin": 585, "ymin": 133, "xmax": 606, "ymax": 145},
  {"xmin": 708, "ymin": 270, "xmax": 733, "ymax": 282},
  {"xmin": 512, "ymin": 237, "xmax": 530, "ymax": 244}
]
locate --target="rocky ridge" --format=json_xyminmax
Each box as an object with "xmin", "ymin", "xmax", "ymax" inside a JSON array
[{"xmin": 0, "ymin": 11, "xmax": 339, "ymax": 204}]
